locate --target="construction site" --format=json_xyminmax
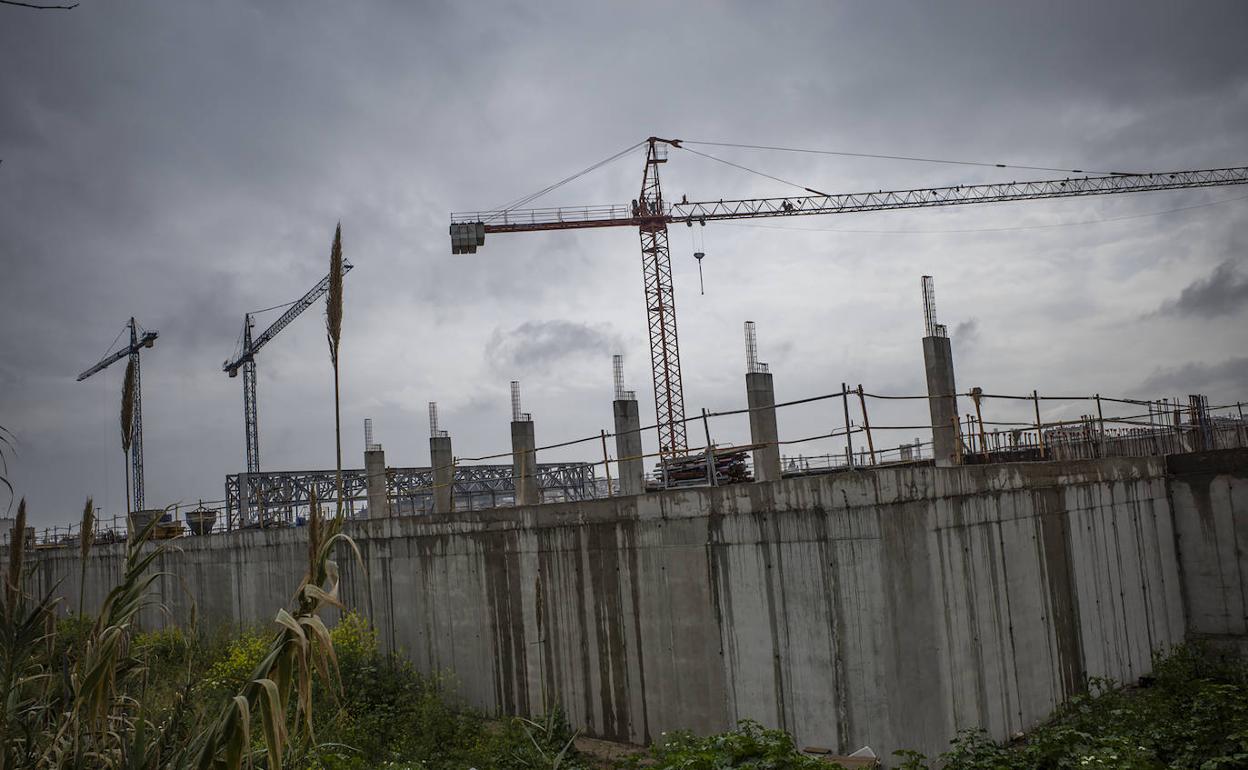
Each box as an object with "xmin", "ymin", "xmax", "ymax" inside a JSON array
[
  {"xmin": 8, "ymin": 2, "xmax": 1248, "ymax": 766},
  {"xmin": 5, "ymin": 138, "xmax": 1248, "ymax": 763}
]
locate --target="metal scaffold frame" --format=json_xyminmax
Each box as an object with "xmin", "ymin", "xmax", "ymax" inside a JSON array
[{"xmin": 225, "ymin": 462, "xmax": 599, "ymax": 527}]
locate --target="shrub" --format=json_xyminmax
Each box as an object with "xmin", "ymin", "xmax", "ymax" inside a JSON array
[
  {"xmin": 53, "ymin": 613, "xmax": 95, "ymax": 662},
  {"xmin": 625, "ymin": 719, "xmax": 827, "ymax": 769},
  {"xmin": 895, "ymin": 644, "xmax": 1248, "ymax": 770},
  {"xmin": 310, "ymin": 612, "xmax": 490, "ymax": 769},
  {"xmin": 470, "ymin": 707, "xmax": 589, "ymax": 770},
  {"xmin": 133, "ymin": 624, "xmax": 191, "ymax": 675},
  {"xmin": 199, "ymin": 627, "xmax": 271, "ymax": 698}
]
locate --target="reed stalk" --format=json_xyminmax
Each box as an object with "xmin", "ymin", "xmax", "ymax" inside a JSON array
[
  {"xmin": 5, "ymin": 498, "xmax": 25, "ymax": 608},
  {"xmin": 326, "ymin": 223, "xmax": 344, "ymax": 520},
  {"xmin": 0, "ymin": 425, "xmax": 15, "ymax": 515},
  {"xmin": 77, "ymin": 497, "xmax": 93, "ymax": 616},
  {"xmin": 120, "ymin": 359, "xmax": 136, "ymax": 516}
]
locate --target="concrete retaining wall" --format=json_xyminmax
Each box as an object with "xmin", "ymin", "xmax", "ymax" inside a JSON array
[
  {"xmin": 27, "ymin": 456, "xmax": 1191, "ymax": 761},
  {"xmin": 1169, "ymin": 449, "xmax": 1248, "ymax": 644}
]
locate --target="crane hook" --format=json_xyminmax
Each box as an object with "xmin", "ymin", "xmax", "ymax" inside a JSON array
[{"xmin": 694, "ymin": 251, "xmax": 705, "ymax": 295}]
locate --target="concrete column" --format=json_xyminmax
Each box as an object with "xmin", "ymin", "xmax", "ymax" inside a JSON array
[
  {"xmin": 746, "ymin": 371, "xmax": 782, "ymax": 482},
  {"xmin": 511, "ymin": 420, "xmax": 539, "ymax": 506},
  {"xmin": 430, "ymin": 435, "xmax": 453, "ymax": 514},
  {"xmin": 364, "ymin": 447, "xmax": 389, "ymax": 518},
  {"xmin": 923, "ymin": 335, "xmax": 961, "ymax": 467},
  {"xmin": 613, "ymin": 397, "xmax": 645, "ymax": 496}
]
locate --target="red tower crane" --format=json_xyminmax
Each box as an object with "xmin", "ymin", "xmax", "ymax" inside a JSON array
[{"xmin": 451, "ymin": 137, "xmax": 1248, "ymax": 460}]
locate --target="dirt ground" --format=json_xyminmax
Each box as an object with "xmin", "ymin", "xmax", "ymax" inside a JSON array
[{"xmin": 574, "ymin": 735, "xmax": 649, "ymax": 767}]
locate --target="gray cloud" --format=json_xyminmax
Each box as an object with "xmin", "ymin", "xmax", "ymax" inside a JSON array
[
  {"xmin": 952, "ymin": 319, "xmax": 980, "ymax": 357},
  {"xmin": 2, "ymin": 0, "xmax": 1247, "ymax": 525},
  {"xmin": 1155, "ymin": 260, "xmax": 1248, "ymax": 319},
  {"xmin": 485, "ymin": 320, "xmax": 622, "ymax": 373},
  {"xmin": 1141, "ymin": 357, "xmax": 1248, "ymax": 395}
]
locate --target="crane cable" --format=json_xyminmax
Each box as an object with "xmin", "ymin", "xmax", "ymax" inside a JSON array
[
  {"xmin": 681, "ymin": 139, "xmax": 1129, "ymax": 177},
  {"xmin": 474, "ymin": 136, "xmax": 1173, "ymax": 225},
  {"xmin": 678, "ymin": 145, "xmax": 830, "ymax": 196},
  {"xmin": 488, "ymin": 140, "xmax": 646, "ymax": 217},
  {"xmin": 99, "ymin": 323, "xmax": 128, "ymax": 361},
  {"xmin": 230, "ymin": 296, "xmax": 305, "ymax": 359},
  {"xmin": 250, "ymin": 298, "xmax": 300, "ymax": 315},
  {"xmin": 672, "ymin": 139, "xmax": 1244, "ymax": 234},
  {"xmin": 478, "ymin": 137, "xmax": 1136, "ymax": 219}
]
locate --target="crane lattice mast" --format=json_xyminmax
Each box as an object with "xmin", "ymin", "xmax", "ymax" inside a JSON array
[
  {"xmin": 451, "ymin": 138, "xmax": 1248, "ymax": 459},
  {"xmin": 223, "ymin": 259, "xmax": 353, "ymax": 474},
  {"xmin": 78, "ymin": 317, "xmax": 159, "ymax": 511},
  {"xmin": 636, "ymin": 139, "xmax": 686, "ymax": 456}
]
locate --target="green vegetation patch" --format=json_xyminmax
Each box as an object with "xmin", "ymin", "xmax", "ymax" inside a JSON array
[
  {"xmin": 621, "ymin": 720, "xmax": 829, "ymax": 770},
  {"xmin": 896, "ymin": 644, "xmax": 1248, "ymax": 770}
]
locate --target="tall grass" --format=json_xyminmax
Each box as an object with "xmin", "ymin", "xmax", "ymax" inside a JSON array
[
  {"xmin": 4, "ymin": 498, "xmax": 26, "ymax": 607},
  {"xmin": 326, "ymin": 223, "xmax": 344, "ymax": 521},
  {"xmin": 1, "ymin": 498, "xmax": 49, "ymax": 770},
  {"xmin": 0, "ymin": 508, "xmax": 175, "ymax": 768},
  {"xmin": 0, "ymin": 492, "xmax": 361, "ymax": 768},
  {"xmin": 77, "ymin": 497, "xmax": 93, "ymax": 616},
  {"xmin": 120, "ymin": 358, "xmax": 136, "ymax": 516},
  {"xmin": 190, "ymin": 487, "xmax": 358, "ymax": 769},
  {"xmin": 0, "ymin": 425, "xmax": 15, "ymax": 515}
]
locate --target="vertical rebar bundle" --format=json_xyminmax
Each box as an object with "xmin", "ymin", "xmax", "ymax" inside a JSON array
[
  {"xmin": 745, "ymin": 321, "xmax": 758, "ymax": 373},
  {"xmin": 428, "ymin": 401, "xmax": 444, "ymax": 438},
  {"xmin": 613, "ymin": 355, "xmax": 625, "ymax": 400},
  {"xmin": 1189, "ymin": 393, "xmax": 1213, "ymax": 450},
  {"xmin": 744, "ymin": 321, "xmax": 768, "ymax": 374},
  {"xmin": 511, "ymin": 381, "xmax": 522, "ymax": 422},
  {"xmin": 922, "ymin": 275, "xmax": 941, "ymax": 337},
  {"xmin": 364, "ymin": 418, "xmax": 374, "ymax": 451},
  {"xmin": 612, "ymin": 354, "xmax": 636, "ymax": 401}
]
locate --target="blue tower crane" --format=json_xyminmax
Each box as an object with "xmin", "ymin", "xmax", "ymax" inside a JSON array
[
  {"xmin": 223, "ymin": 259, "xmax": 353, "ymax": 474},
  {"xmin": 78, "ymin": 317, "xmax": 158, "ymax": 511}
]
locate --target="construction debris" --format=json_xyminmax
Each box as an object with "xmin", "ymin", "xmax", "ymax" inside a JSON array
[{"xmin": 654, "ymin": 447, "xmax": 753, "ymax": 487}]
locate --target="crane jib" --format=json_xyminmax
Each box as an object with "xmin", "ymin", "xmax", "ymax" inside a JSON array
[
  {"xmin": 221, "ymin": 259, "xmax": 354, "ymax": 372},
  {"xmin": 448, "ymin": 165, "xmax": 1248, "ymax": 250},
  {"xmin": 77, "ymin": 330, "xmax": 159, "ymax": 381}
]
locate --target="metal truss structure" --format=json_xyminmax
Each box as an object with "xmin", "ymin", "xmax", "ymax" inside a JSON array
[
  {"xmin": 452, "ymin": 164, "xmax": 1248, "ymax": 232},
  {"xmin": 78, "ymin": 317, "xmax": 159, "ymax": 511},
  {"xmin": 637, "ymin": 140, "xmax": 686, "ymax": 456},
  {"xmin": 225, "ymin": 462, "xmax": 599, "ymax": 528},
  {"xmin": 223, "ymin": 259, "xmax": 354, "ymax": 474}
]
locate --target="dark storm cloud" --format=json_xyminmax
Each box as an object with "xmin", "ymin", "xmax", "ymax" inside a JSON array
[
  {"xmin": 485, "ymin": 320, "xmax": 622, "ymax": 372},
  {"xmin": 1155, "ymin": 260, "xmax": 1248, "ymax": 319},
  {"xmin": 2, "ymin": 0, "xmax": 1247, "ymax": 525},
  {"xmin": 1141, "ymin": 357, "xmax": 1248, "ymax": 395}
]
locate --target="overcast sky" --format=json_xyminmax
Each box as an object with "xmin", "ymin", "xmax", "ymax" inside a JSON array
[{"xmin": 2, "ymin": 0, "xmax": 1246, "ymax": 527}]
